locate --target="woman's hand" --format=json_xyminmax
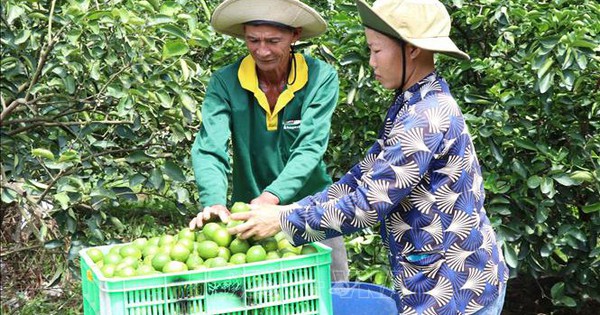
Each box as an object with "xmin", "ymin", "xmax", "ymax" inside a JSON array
[
  {"xmin": 228, "ymin": 204, "xmax": 283, "ymax": 240},
  {"xmin": 189, "ymin": 204, "xmax": 230, "ymax": 229}
]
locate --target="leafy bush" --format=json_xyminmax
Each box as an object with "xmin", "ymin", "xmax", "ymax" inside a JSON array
[
  {"xmin": 445, "ymin": 0, "xmax": 600, "ymax": 307},
  {"xmin": 313, "ymin": 0, "xmax": 600, "ymax": 308},
  {"xmin": 1, "ymin": 0, "xmax": 599, "ymax": 310},
  {"xmin": 1, "ymin": 0, "xmax": 222, "ymax": 243}
]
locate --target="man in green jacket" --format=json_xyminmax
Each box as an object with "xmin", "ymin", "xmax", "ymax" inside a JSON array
[{"xmin": 189, "ymin": 0, "xmax": 349, "ymax": 281}]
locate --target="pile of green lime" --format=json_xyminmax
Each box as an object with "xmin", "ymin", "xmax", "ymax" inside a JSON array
[{"xmin": 85, "ymin": 202, "xmax": 318, "ymax": 279}]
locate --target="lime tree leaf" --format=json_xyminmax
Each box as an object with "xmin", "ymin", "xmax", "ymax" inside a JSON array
[
  {"xmin": 149, "ymin": 168, "xmax": 164, "ymax": 189},
  {"xmin": 554, "ymin": 248, "xmax": 568, "ymax": 263},
  {"xmin": 157, "ymin": 91, "xmax": 173, "ymax": 108},
  {"xmin": 32, "ymin": 148, "xmax": 55, "ymax": 160},
  {"xmin": 538, "ymin": 72, "xmax": 553, "ymax": 93},
  {"xmin": 14, "ymin": 29, "xmax": 31, "ymax": 45},
  {"xmin": 179, "ymin": 93, "xmax": 196, "ymax": 112},
  {"xmin": 160, "ymin": 1, "xmax": 181, "ymax": 16},
  {"xmin": 551, "ymin": 282, "xmax": 565, "ymax": 299},
  {"xmin": 163, "ymin": 160, "xmax": 185, "ymax": 182},
  {"xmin": 176, "ymin": 187, "xmax": 190, "ymax": 203},
  {"xmin": 129, "ymin": 173, "xmax": 146, "ymax": 187},
  {"xmin": 162, "ymin": 39, "xmax": 189, "ymax": 59},
  {"xmin": 527, "ymin": 175, "xmax": 541, "ymax": 189},
  {"xmin": 582, "ymin": 203, "xmax": 600, "ymax": 214},
  {"xmin": 54, "ymin": 192, "xmax": 70, "ymax": 209},
  {"xmin": 570, "ymin": 171, "xmax": 594, "ymax": 182},
  {"xmin": 356, "ymin": 269, "xmax": 379, "ymax": 281},
  {"xmin": 1, "ymin": 188, "xmax": 17, "ymax": 203},
  {"xmin": 180, "ymin": 59, "xmax": 190, "ymax": 81},
  {"xmin": 553, "ymin": 174, "xmax": 577, "ymax": 186},
  {"xmin": 147, "ymin": 15, "xmax": 175, "ymax": 26},
  {"xmin": 64, "ymin": 75, "xmax": 76, "ymax": 94},
  {"xmin": 58, "ymin": 149, "xmax": 79, "ymax": 162},
  {"xmin": 7, "ymin": 5, "xmax": 25, "ymax": 24},
  {"xmin": 503, "ymin": 244, "xmax": 518, "ymax": 268},
  {"xmin": 560, "ymin": 296, "xmax": 577, "ymax": 307},
  {"xmin": 159, "ymin": 24, "xmax": 187, "ymax": 39},
  {"xmin": 126, "ymin": 150, "xmax": 151, "ymax": 163},
  {"xmin": 537, "ymin": 58, "xmax": 554, "ymax": 78},
  {"xmin": 540, "ymin": 177, "xmax": 554, "ymax": 194},
  {"xmin": 44, "ymin": 239, "xmax": 65, "ymax": 249},
  {"xmin": 515, "ymin": 139, "xmax": 537, "ymax": 151},
  {"xmin": 110, "ymin": 216, "xmax": 125, "ymax": 232},
  {"xmin": 112, "ymin": 187, "xmax": 136, "ymax": 201},
  {"xmin": 90, "ymin": 186, "xmax": 117, "ymax": 199},
  {"xmin": 540, "ymin": 243, "xmax": 552, "ymax": 257}
]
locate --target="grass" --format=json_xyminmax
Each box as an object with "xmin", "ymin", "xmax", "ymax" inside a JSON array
[
  {"xmin": 1, "ymin": 240, "xmax": 83, "ymax": 315},
  {"xmin": 5, "ymin": 286, "xmax": 82, "ymax": 315}
]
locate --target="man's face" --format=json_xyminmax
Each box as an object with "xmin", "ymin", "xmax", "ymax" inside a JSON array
[
  {"xmin": 365, "ymin": 28, "xmax": 405, "ymax": 90},
  {"xmin": 244, "ymin": 24, "xmax": 300, "ymax": 72}
]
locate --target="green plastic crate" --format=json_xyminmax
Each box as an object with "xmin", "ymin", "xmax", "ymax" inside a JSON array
[{"xmin": 80, "ymin": 242, "xmax": 332, "ymax": 315}]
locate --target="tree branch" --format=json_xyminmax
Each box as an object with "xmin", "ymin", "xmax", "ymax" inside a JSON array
[
  {"xmin": 1, "ymin": 181, "xmax": 45, "ymax": 218},
  {"xmin": 0, "ymin": 245, "xmax": 43, "ymax": 257},
  {"xmin": 1, "ymin": 8, "xmax": 71, "ymax": 125},
  {"xmin": 5, "ymin": 83, "xmax": 31, "ymax": 105},
  {"xmin": 81, "ymin": 144, "xmax": 153, "ymax": 163},
  {"xmin": 34, "ymin": 136, "xmax": 154, "ymax": 203},
  {"xmin": 47, "ymin": 0, "xmax": 57, "ymax": 43},
  {"xmin": 46, "ymin": 120, "xmax": 132, "ymax": 126},
  {"xmin": 6, "ymin": 120, "xmax": 132, "ymax": 137},
  {"xmin": 0, "ymin": 98, "xmax": 27, "ymax": 125},
  {"xmin": 38, "ymin": 169, "xmax": 68, "ymax": 203},
  {"xmin": 97, "ymin": 65, "xmax": 132, "ymax": 97}
]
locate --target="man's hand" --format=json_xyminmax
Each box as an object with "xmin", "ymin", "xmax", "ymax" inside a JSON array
[
  {"xmin": 250, "ymin": 192, "xmax": 280, "ymax": 205},
  {"xmin": 228, "ymin": 204, "xmax": 282, "ymax": 240},
  {"xmin": 189, "ymin": 204, "xmax": 230, "ymax": 230}
]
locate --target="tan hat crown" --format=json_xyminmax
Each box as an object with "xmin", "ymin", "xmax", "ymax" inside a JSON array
[
  {"xmin": 357, "ymin": 0, "xmax": 470, "ymax": 60},
  {"xmin": 211, "ymin": 0, "xmax": 327, "ymax": 40}
]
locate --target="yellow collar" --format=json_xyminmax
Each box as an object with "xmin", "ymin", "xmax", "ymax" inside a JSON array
[{"xmin": 238, "ymin": 53, "xmax": 308, "ymax": 131}]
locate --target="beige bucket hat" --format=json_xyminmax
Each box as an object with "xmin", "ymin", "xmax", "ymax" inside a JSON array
[
  {"xmin": 356, "ymin": 0, "xmax": 470, "ymax": 60},
  {"xmin": 211, "ymin": 0, "xmax": 327, "ymax": 40}
]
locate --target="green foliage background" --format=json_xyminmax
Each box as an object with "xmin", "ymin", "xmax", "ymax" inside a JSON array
[{"xmin": 1, "ymin": 0, "xmax": 599, "ymax": 310}]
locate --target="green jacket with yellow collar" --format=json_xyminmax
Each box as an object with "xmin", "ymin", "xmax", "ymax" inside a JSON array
[{"xmin": 191, "ymin": 53, "xmax": 339, "ymax": 207}]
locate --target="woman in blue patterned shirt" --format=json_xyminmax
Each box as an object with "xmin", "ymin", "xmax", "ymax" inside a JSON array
[{"xmin": 229, "ymin": 0, "xmax": 508, "ymax": 313}]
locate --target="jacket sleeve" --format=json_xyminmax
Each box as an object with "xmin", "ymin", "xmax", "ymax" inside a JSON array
[
  {"xmin": 191, "ymin": 73, "xmax": 231, "ymax": 207},
  {"xmin": 264, "ymin": 65, "xmax": 339, "ymax": 203},
  {"xmin": 296, "ymin": 142, "xmax": 381, "ymax": 207},
  {"xmin": 279, "ymin": 94, "xmax": 450, "ymax": 246}
]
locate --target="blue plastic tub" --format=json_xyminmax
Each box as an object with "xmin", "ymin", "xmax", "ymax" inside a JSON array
[{"xmin": 331, "ymin": 281, "xmax": 401, "ymax": 315}]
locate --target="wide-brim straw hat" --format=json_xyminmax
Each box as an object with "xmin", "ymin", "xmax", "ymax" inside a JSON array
[
  {"xmin": 211, "ymin": 0, "xmax": 327, "ymax": 40},
  {"xmin": 356, "ymin": 0, "xmax": 470, "ymax": 60}
]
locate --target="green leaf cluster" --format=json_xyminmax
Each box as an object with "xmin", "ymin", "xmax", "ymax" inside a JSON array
[
  {"xmin": 0, "ymin": 0, "xmax": 231, "ymax": 247},
  {"xmin": 309, "ymin": 0, "xmax": 600, "ymax": 307}
]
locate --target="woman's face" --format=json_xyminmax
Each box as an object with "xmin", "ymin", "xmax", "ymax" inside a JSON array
[
  {"xmin": 244, "ymin": 24, "xmax": 300, "ymax": 73},
  {"xmin": 365, "ymin": 28, "xmax": 405, "ymax": 90}
]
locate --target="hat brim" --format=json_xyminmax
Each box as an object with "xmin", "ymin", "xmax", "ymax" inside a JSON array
[
  {"xmin": 409, "ymin": 37, "xmax": 470, "ymax": 60},
  {"xmin": 211, "ymin": 0, "xmax": 327, "ymax": 40},
  {"xmin": 356, "ymin": 0, "xmax": 470, "ymax": 60}
]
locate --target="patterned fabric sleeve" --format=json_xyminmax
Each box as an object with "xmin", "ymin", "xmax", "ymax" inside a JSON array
[
  {"xmin": 296, "ymin": 142, "xmax": 378, "ymax": 207},
  {"xmin": 281, "ymin": 92, "xmax": 455, "ymax": 245}
]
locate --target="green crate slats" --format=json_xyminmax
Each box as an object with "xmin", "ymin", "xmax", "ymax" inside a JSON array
[{"xmin": 81, "ymin": 243, "xmax": 332, "ymax": 315}]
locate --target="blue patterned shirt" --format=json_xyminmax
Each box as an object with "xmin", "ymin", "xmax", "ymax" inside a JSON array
[{"xmin": 280, "ymin": 72, "xmax": 508, "ymax": 314}]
